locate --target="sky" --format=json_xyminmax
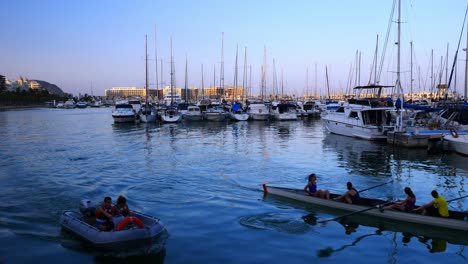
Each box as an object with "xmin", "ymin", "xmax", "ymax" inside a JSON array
[{"xmin": 2, "ymin": 0, "xmax": 468, "ymax": 97}]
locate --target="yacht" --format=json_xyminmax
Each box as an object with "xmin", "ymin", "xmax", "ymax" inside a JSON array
[
  {"xmin": 321, "ymin": 85, "xmax": 395, "ymax": 140},
  {"xmin": 271, "ymin": 101, "xmax": 297, "ymax": 121},
  {"xmin": 128, "ymin": 98, "xmax": 142, "ymax": 114},
  {"xmin": 184, "ymin": 105, "xmax": 204, "ymax": 121},
  {"xmin": 229, "ymin": 102, "xmax": 249, "ymax": 121},
  {"xmin": 204, "ymin": 105, "xmax": 227, "ymax": 121},
  {"xmin": 247, "ymin": 101, "xmax": 271, "ymax": 121},
  {"xmin": 112, "ymin": 100, "xmax": 136, "ymax": 123},
  {"xmin": 64, "ymin": 99, "xmax": 76, "ymax": 109},
  {"xmin": 163, "ymin": 92, "xmax": 182, "ymax": 106},
  {"xmin": 160, "ymin": 106, "xmax": 181, "ymax": 123},
  {"xmin": 303, "ymin": 100, "xmax": 322, "ymax": 118}
]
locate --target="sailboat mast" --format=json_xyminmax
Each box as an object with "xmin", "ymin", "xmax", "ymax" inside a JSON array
[
  {"xmin": 466, "ymin": 16, "xmax": 468, "ymax": 101},
  {"xmin": 220, "ymin": 32, "xmax": 224, "ymax": 101},
  {"xmin": 410, "ymin": 41, "xmax": 413, "ymax": 100},
  {"xmin": 234, "ymin": 45, "xmax": 238, "ymax": 101},
  {"xmin": 155, "ymin": 26, "xmax": 159, "ymax": 100},
  {"xmin": 185, "ymin": 54, "xmax": 188, "ymax": 102},
  {"xmin": 243, "ymin": 47, "xmax": 247, "ymax": 101},
  {"xmin": 396, "ymin": 0, "xmax": 401, "ymax": 96},
  {"xmin": 145, "ymin": 35, "xmax": 149, "ymax": 103},
  {"xmin": 170, "ymin": 36, "xmax": 174, "ymax": 105}
]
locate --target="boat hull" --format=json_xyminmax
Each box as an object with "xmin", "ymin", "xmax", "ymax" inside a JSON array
[
  {"xmin": 263, "ymin": 185, "xmax": 468, "ymax": 232},
  {"xmin": 60, "ymin": 211, "xmax": 167, "ymax": 250},
  {"xmin": 112, "ymin": 115, "xmax": 136, "ymax": 123},
  {"xmin": 444, "ymin": 134, "xmax": 468, "ymax": 157}
]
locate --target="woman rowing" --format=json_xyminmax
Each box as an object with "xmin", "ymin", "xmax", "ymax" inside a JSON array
[
  {"xmin": 304, "ymin": 173, "xmax": 330, "ymax": 199},
  {"xmin": 382, "ymin": 187, "xmax": 416, "ymax": 212}
]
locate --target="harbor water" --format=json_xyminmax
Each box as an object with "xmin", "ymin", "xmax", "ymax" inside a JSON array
[{"xmin": 0, "ymin": 107, "xmax": 467, "ymax": 263}]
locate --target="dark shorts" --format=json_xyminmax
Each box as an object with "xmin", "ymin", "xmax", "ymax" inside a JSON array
[{"xmin": 426, "ymin": 206, "xmax": 442, "ymax": 217}]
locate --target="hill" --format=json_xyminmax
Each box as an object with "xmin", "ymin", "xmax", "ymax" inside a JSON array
[{"xmin": 33, "ymin": 80, "xmax": 65, "ymax": 97}]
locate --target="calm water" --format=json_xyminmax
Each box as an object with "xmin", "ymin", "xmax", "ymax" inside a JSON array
[{"xmin": 0, "ymin": 107, "xmax": 467, "ymax": 263}]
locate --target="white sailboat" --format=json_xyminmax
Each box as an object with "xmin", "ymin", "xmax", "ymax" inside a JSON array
[
  {"xmin": 161, "ymin": 37, "xmax": 182, "ymax": 123},
  {"xmin": 140, "ymin": 35, "xmax": 156, "ymax": 123},
  {"xmin": 229, "ymin": 46, "xmax": 249, "ymax": 121},
  {"xmin": 248, "ymin": 47, "xmax": 271, "ymax": 120},
  {"xmin": 204, "ymin": 32, "xmax": 227, "ymax": 121}
]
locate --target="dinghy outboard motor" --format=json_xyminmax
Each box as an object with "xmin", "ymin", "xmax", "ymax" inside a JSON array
[{"xmin": 79, "ymin": 199, "xmax": 95, "ymax": 218}]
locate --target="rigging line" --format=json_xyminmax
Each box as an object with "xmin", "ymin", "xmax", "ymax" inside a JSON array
[
  {"xmin": 446, "ymin": 2, "xmax": 468, "ymax": 95},
  {"xmin": 377, "ymin": 0, "xmax": 396, "ymax": 84}
]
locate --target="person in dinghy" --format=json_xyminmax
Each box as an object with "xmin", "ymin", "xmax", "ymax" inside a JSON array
[
  {"xmin": 304, "ymin": 173, "xmax": 330, "ymax": 199},
  {"xmin": 95, "ymin": 196, "xmax": 114, "ymax": 231}
]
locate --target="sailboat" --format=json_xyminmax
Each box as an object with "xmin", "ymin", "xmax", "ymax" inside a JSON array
[
  {"xmin": 229, "ymin": 46, "xmax": 249, "ymax": 121},
  {"xmin": 184, "ymin": 64, "xmax": 204, "ymax": 121},
  {"xmin": 140, "ymin": 35, "xmax": 157, "ymax": 123},
  {"xmin": 248, "ymin": 47, "xmax": 271, "ymax": 120},
  {"xmin": 321, "ymin": 2, "xmax": 402, "ymax": 140},
  {"xmin": 204, "ymin": 32, "xmax": 227, "ymax": 121},
  {"xmin": 161, "ymin": 37, "xmax": 182, "ymax": 123}
]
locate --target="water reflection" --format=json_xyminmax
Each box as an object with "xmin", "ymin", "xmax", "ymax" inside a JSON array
[
  {"xmin": 402, "ymin": 233, "xmax": 447, "ymax": 253},
  {"xmin": 322, "ymin": 134, "xmax": 390, "ymax": 177}
]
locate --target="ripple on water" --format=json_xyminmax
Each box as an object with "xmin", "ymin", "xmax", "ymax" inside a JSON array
[{"xmin": 239, "ymin": 212, "xmax": 311, "ymax": 235}]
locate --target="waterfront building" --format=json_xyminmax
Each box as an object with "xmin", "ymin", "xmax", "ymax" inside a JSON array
[{"xmin": 105, "ymin": 87, "xmax": 146, "ymax": 98}]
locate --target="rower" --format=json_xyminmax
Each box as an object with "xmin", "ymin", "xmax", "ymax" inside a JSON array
[{"xmin": 334, "ymin": 182, "xmax": 360, "ymax": 204}]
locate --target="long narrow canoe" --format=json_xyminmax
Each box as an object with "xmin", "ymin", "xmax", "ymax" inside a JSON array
[{"xmin": 262, "ymin": 184, "xmax": 468, "ymax": 232}]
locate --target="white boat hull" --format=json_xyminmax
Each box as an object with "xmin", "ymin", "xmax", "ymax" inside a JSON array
[
  {"xmin": 229, "ymin": 112, "xmax": 249, "ymax": 121},
  {"xmin": 161, "ymin": 114, "xmax": 181, "ymax": 123},
  {"xmin": 139, "ymin": 113, "xmax": 156, "ymax": 123},
  {"xmin": 204, "ymin": 112, "xmax": 226, "ymax": 121},
  {"xmin": 444, "ymin": 134, "xmax": 468, "ymax": 156}
]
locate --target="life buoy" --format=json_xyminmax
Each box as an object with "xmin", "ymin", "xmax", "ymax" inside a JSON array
[
  {"xmin": 450, "ymin": 128, "xmax": 459, "ymax": 138},
  {"xmin": 116, "ymin": 216, "xmax": 144, "ymax": 231}
]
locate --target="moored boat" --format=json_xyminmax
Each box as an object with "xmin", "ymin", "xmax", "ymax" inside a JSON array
[
  {"xmin": 112, "ymin": 101, "xmax": 136, "ymax": 123},
  {"xmin": 444, "ymin": 129, "xmax": 468, "ymax": 157},
  {"xmin": 262, "ymin": 184, "xmax": 468, "ymax": 232},
  {"xmin": 59, "ymin": 200, "xmax": 167, "ymax": 251}
]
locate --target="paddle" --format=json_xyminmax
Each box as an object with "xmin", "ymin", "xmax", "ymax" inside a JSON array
[
  {"xmin": 446, "ymin": 195, "xmax": 468, "ymax": 203},
  {"xmin": 317, "ymin": 200, "xmax": 395, "ymax": 224},
  {"xmin": 358, "ymin": 180, "xmax": 393, "ymax": 193}
]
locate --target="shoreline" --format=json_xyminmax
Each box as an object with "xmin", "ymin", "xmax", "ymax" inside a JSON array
[{"xmin": 0, "ymin": 104, "xmax": 45, "ymax": 110}]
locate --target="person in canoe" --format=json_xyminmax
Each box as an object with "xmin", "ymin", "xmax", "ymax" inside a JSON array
[
  {"xmin": 382, "ymin": 187, "xmax": 416, "ymax": 212},
  {"xmin": 334, "ymin": 182, "xmax": 360, "ymax": 204},
  {"xmin": 413, "ymin": 190, "xmax": 449, "ymax": 217},
  {"xmin": 95, "ymin": 196, "xmax": 114, "ymax": 231},
  {"xmin": 304, "ymin": 173, "xmax": 330, "ymax": 199}
]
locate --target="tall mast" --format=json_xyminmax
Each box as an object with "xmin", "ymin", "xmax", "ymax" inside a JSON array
[
  {"xmin": 243, "ymin": 47, "xmax": 247, "ymax": 101},
  {"xmin": 145, "ymin": 35, "xmax": 149, "ymax": 104},
  {"xmin": 262, "ymin": 46, "xmax": 266, "ymax": 100},
  {"xmin": 306, "ymin": 66, "xmax": 309, "ymax": 99},
  {"xmin": 315, "ymin": 63, "xmax": 317, "ymax": 98},
  {"xmin": 185, "ymin": 54, "xmax": 188, "ymax": 102},
  {"xmin": 234, "ymin": 45, "xmax": 238, "ymax": 101},
  {"xmin": 396, "ymin": 0, "xmax": 401, "ymax": 97},
  {"xmin": 201, "ymin": 64, "xmax": 204, "ymax": 95},
  {"xmin": 155, "ymin": 26, "xmax": 159, "ymax": 100},
  {"xmin": 249, "ymin": 65, "xmax": 252, "ymax": 100},
  {"xmin": 466, "ymin": 15, "xmax": 468, "ymax": 101},
  {"xmin": 170, "ymin": 36, "xmax": 174, "ymax": 105},
  {"xmin": 410, "ymin": 41, "xmax": 413, "ymax": 101},
  {"xmin": 220, "ymin": 32, "xmax": 224, "ymax": 100}
]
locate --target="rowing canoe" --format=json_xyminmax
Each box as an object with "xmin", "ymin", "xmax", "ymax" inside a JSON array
[{"xmin": 262, "ymin": 184, "xmax": 468, "ymax": 232}]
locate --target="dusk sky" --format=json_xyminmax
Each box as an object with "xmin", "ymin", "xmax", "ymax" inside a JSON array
[{"xmin": 2, "ymin": 0, "xmax": 468, "ymax": 97}]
